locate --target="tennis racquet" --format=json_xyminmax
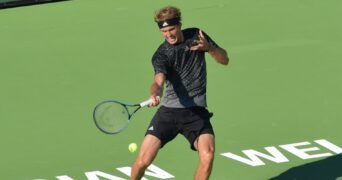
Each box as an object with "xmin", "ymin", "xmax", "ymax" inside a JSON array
[{"xmin": 93, "ymin": 98, "xmax": 152, "ymax": 134}]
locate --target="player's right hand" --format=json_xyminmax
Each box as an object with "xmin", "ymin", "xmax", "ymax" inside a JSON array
[{"xmin": 149, "ymin": 96, "xmax": 161, "ymax": 107}]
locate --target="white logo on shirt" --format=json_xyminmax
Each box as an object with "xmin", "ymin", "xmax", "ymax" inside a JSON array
[{"xmin": 148, "ymin": 126, "xmax": 154, "ymax": 131}]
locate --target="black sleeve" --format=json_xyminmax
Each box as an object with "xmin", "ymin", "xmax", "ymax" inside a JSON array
[
  {"xmin": 202, "ymin": 30, "xmax": 220, "ymax": 49},
  {"xmin": 152, "ymin": 47, "xmax": 169, "ymax": 75}
]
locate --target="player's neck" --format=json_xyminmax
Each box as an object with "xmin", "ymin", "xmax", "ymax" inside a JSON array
[
  {"xmin": 173, "ymin": 32, "xmax": 184, "ymax": 45},
  {"xmin": 179, "ymin": 32, "xmax": 184, "ymax": 43}
]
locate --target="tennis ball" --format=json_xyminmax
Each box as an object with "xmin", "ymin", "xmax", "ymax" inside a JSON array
[{"xmin": 128, "ymin": 143, "xmax": 138, "ymax": 153}]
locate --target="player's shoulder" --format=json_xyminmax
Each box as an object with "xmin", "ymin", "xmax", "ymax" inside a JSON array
[
  {"xmin": 182, "ymin": 27, "xmax": 202, "ymax": 40},
  {"xmin": 152, "ymin": 41, "xmax": 170, "ymax": 60},
  {"xmin": 182, "ymin": 27, "xmax": 200, "ymax": 35},
  {"xmin": 155, "ymin": 41, "xmax": 170, "ymax": 53}
]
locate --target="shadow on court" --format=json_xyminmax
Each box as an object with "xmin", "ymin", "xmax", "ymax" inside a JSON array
[
  {"xmin": 269, "ymin": 154, "xmax": 342, "ymax": 180},
  {"xmin": 0, "ymin": 0, "xmax": 71, "ymax": 9}
]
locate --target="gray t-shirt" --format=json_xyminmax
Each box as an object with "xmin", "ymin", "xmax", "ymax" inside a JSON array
[{"xmin": 152, "ymin": 28, "xmax": 219, "ymax": 108}]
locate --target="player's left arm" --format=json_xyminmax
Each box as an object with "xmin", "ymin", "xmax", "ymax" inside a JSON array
[
  {"xmin": 207, "ymin": 43, "xmax": 229, "ymax": 65},
  {"xmin": 191, "ymin": 30, "xmax": 229, "ymax": 65}
]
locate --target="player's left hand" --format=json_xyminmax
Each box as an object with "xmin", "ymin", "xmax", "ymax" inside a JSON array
[{"xmin": 190, "ymin": 30, "xmax": 213, "ymax": 52}]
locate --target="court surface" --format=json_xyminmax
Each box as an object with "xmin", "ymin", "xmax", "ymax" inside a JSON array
[{"xmin": 0, "ymin": 0, "xmax": 341, "ymax": 179}]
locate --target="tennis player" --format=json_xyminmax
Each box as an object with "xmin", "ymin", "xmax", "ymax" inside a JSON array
[{"xmin": 131, "ymin": 6, "xmax": 229, "ymax": 180}]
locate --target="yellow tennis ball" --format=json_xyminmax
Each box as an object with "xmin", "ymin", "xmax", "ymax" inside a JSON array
[{"xmin": 128, "ymin": 143, "xmax": 138, "ymax": 153}]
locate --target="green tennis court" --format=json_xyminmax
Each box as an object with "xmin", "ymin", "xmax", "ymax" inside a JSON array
[{"xmin": 1, "ymin": 0, "xmax": 341, "ymax": 179}]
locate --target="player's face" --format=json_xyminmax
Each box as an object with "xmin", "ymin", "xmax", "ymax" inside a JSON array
[{"xmin": 160, "ymin": 25, "xmax": 183, "ymax": 45}]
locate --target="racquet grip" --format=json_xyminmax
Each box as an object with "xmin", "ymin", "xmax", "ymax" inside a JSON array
[{"xmin": 140, "ymin": 96, "xmax": 160, "ymax": 107}]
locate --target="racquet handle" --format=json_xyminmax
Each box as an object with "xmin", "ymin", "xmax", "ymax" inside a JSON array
[{"xmin": 140, "ymin": 96, "xmax": 160, "ymax": 107}]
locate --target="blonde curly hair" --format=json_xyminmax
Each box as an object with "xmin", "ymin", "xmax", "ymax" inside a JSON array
[{"xmin": 154, "ymin": 6, "xmax": 182, "ymax": 22}]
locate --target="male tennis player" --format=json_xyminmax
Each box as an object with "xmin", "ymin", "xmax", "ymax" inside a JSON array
[{"xmin": 131, "ymin": 6, "xmax": 229, "ymax": 180}]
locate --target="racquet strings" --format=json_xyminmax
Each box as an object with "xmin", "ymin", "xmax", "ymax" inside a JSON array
[{"xmin": 94, "ymin": 102, "xmax": 129, "ymax": 133}]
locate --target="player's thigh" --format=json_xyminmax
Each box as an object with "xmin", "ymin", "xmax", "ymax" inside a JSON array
[
  {"xmin": 137, "ymin": 134, "xmax": 162, "ymax": 163},
  {"xmin": 195, "ymin": 133, "xmax": 215, "ymax": 154}
]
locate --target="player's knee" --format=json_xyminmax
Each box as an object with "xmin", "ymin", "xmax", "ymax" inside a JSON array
[
  {"xmin": 200, "ymin": 148, "xmax": 215, "ymax": 163},
  {"xmin": 135, "ymin": 158, "xmax": 152, "ymax": 169}
]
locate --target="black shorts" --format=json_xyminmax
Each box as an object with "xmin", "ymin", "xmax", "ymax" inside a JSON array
[{"xmin": 145, "ymin": 106, "xmax": 214, "ymax": 151}]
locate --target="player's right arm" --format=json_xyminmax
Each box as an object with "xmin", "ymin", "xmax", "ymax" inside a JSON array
[{"xmin": 149, "ymin": 72, "xmax": 165, "ymax": 107}]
